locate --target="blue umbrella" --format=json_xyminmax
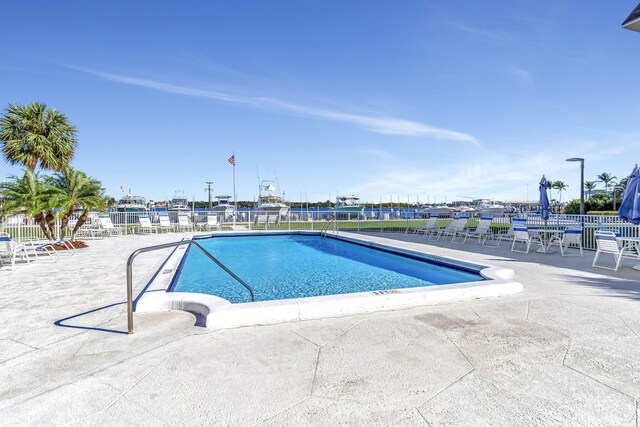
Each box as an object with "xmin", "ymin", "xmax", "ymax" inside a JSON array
[
  {"xmin": 539, "ymin": 176, "xmax": 550, "ymax": 221},
  {"xmin": 618, "ymin": 165, "xmax": 640, "ymax": 225}
]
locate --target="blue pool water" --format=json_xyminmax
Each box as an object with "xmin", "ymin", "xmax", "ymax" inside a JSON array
[{"xmin": 170, "ymin": 235, "xmax": 484, "ymax": 303}]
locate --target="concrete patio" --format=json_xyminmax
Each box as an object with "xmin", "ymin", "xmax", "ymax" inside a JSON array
[{"xmin": 1, "ymin": 231, "xmax": 639, "ymax": 426}]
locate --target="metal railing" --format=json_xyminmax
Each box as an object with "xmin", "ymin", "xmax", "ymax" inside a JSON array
[{"xmin": 126, "ymin": 239, "xmax": 254, "ymax": 334}]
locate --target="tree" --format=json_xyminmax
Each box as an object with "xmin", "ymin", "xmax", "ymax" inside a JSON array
[
  {"xmin": 47, "ymin": 167, "xmax": 105, "ymax": 239},
  {"xmin": 71, "ymin": 195, "xmax": 110, "ymax": 241},
  {"xmin": 0, "ymin": 170, "xmax": 57, "ymax": 240},
  {"xmin": 584, "ymin": 181, "xmax": 597, "ymax": 199},
  {"xmin": 0, "ymin": 102, "xmax": 78, "ymax": 171},
  {"xmin": 552, "ymin": 181, "xmax": 568, "ymax": 205},
  {"xmin": 596, "ymin": 172, "xmax": 617, "ymax": 192}
]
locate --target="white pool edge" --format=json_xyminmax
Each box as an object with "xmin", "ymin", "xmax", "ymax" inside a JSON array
[{"xmin": 135, "ymin": 231, "xmax": 523, "ymax": 330}]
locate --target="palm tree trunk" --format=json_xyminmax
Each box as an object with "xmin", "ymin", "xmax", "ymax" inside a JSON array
[
  {"xmin": 59, "ymin": 206, "xmax": 75, "ymax": 239},
  {"xmin": 45, "ymin": 210, "xmax": 57, "ymax": 241},
  {"xmin": 71, "ymin": 211, "xmax": 89, "ymax": 241},
  {"xmin": 33, "ymin": 212, "xmax": 53, "ymax": 241}
]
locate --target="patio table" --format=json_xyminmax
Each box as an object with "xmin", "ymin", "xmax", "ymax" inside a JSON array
[{"xmin": 617, "ymin": 236, "xmax": 640, "ymax": 270}]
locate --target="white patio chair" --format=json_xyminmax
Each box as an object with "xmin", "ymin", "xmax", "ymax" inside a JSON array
[
  {"xmin": 158, "ymin": 213, "xmax": 175, "ymax": 232},
  {"xmin": 511, "ymin": 225, "xmax": 544, "ymax": 254},
  {"xmin": 97, "ymin": 215, "xmax": 122, "ymax": 237},
  {"xmin": 177, "ymin": 213, "xmax": 194, "ymax": 232},
  {"xmin": 205, "ymin": 213, "xmax": 221, "ymax": 231},
  {"xmin": 429, "ymin": 217, "xmax": 466, "ymax": 241},
  {"xmin": 138, "ymin": 215, "xmax": 157, "ymax": 234},
  {"xmin": 0, "ymin": 233, "xmax": 34, "ymax": 269},
  {"xmin": 547, "ymin": 226, "xmax": 583, "ymax": 256},
  {"xmin": 456, "ymin": 217, "xmax": 493, "ymax": 244},
  {"xmin": 411, "ymin": 217, "xmax": 437, "ymax": 236},
  {"xmin": 592, "ymin": 230, "xmax": 636, "ymax": 271}
]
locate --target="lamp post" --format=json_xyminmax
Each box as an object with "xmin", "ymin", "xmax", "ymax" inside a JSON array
[
  {"xmin": 566, "ymin": 158, "xmax": 585, "ymax": 215},
  {"xmin": 205, "ymin": 181, "xmax": 213, "ymax": 210}
]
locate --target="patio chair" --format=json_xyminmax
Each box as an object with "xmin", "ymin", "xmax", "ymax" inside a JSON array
[
  {"xmin": 547, "ymin": 226, "xmax": 583, "ymax": 256},
  {"xmin": 177, "ymin": 213, "xmax": 194, "ymax": 232},
  {"xmin": 0, "ymin": 233, "xmax": 34, "ymax": 269},
  {"xmin": 411, "ymin": 217, "xmax": 437, "ymax": 236},
  {"xmin": 455, "ymin": 217, "xmax": 493, "ymax": 244},
  {"xmin": 204, "ymin": 213, "xmax": 221, "ymax": 231},
  {"xmin": 97, "ymin": 215, "xmax": 122, "ymax": 237},
  {"xmin": 592, "ymin": 230, "xmax": 636, "ymax": 271},
  {"xmin": 254, "ymin": 214, "xmax": 268, "ymax": 227},
  {"xmin": 430, "ymin": 216, "xmax": 469, "ymax": 241},
  {"xmin": 487, "ymin": 217, "xmax": 524, "ymax": 247},
  {"xmin": 267, "ymin": 215, "xmax": 280, "ymax": 227},
  {"xmin": 158, "ymin": 213, "xmax": 175, "ymax": 232},
  {"xmin": 511, "ymin": 224, "xmax": 544, "ymax": 254},
  {"xmin": 138, "ymin": 215, "xmax": 157, "ymax": 234}
]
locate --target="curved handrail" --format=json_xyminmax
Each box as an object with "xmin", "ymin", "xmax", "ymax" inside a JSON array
[
  {"xmin": 320, "ymin": 220, "xmax": 333, "ymax": 237},
  {"xmin": 126, "ymin": 239, "xmax": 254, "ymax": 334}
]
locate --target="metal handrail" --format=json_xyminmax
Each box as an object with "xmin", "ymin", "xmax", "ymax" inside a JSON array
[
  {"xmin": 126, "ymin": 239, "xmax": 254, "ymax": 334},
  {"xmin": 320, "ymin": 220, "xmax": 333, "ymax": 237}
]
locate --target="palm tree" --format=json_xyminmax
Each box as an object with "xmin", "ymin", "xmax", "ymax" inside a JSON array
[
  {"xmin": 552, "ymin": 181, "xmax": 568, "ymax": 212},
  {"xmin": 47, "ymin": 167, "xmax": 105, "ymax": 239},
  {"xmin": 72, "ymin": 195, "xmax": 110, "ymax": 241},
  {"xmin": 0, "ymin": 170, "xmax": 57, "ymax": 240},
  {"xmin": 0, "ymin": 102, "xmax": 78, "ymax": 171},
  {"xmin": 584, "ymin": 181, "xmax": 597, "ymax": 199},
  {"xmin": 597, "ymin": 172, "xmax": 618, "ymax": 193}
]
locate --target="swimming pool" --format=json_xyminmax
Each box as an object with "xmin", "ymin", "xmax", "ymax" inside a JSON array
[
  {"xmin": 136, "ymin": 231, "xmax": 522, "ymax": 329},
  {"xmin": 171, "ymin": 234, "xmax": 484, "ymax": 303}
]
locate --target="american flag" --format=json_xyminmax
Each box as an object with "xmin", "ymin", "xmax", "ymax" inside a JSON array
[{"xmin": 228, "ymin": 154, "xmax": 235, "ymax": 166}]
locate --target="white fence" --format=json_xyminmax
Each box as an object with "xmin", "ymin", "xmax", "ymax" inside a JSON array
[{"xmin": 1, "ymin": 210, "xmax": 638, "ymax": 251}]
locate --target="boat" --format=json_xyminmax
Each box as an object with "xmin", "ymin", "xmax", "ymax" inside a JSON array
[
  {"xmin": 333, "ymin": 195, "xmax": 364, "ymax": 219},
  {"xmin": 210, "ymin": 195, "xmax": 236, "ymax": 220},
  {"xmin": 116, "ymin": 194, "xmax": 148, "ymax": 212},
  {"xmin": 473, "ymin": 199, "xmax": 506, "ymax": 214},
  {"xmin": 170, "ymin": 191, "xmax": 190, "ymax": 211},
  {"xmin": 427, "ymin": 204, "xmax": 456, "ymax": 216},
  {"xmin": 256, "ymin": 180, "xmax": 290, "ymax": 217}
]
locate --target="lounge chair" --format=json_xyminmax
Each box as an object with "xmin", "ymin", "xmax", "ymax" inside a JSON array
[
  {"xmin": 430, "ymin": 216, "xmax": 469, "ymax": 241},
  {"xmin": 177, "ymin": 213, "xmax": 194, "ymax": 232},
  {"xmin": 455, "ymin": 217, "xmax": 493, "ymax": 244},
  {"xmin": 411, "ymin": 217, "xmax": 437, "ymax": 236},
  {"xmin": 254, "ymin": 214, "xmax": 268, "ymax": 227},
  {"xmin": 267, "ymin": 215, "xmax": 280, "ymax": 227},
  {"xmin": 138, "ymin": 215, "xmax": 157, "ymax": 234},
  {"xmin": 0, "ymin": 233, "xmax": 34, "ymax": 269},
  {"xmin": 511, "ymin": 223, "xmax": 544, "ymax": 254},
  {"xmin": 204, "ymin": 213, "xmax": 221, "ymax": 231},
  {"xmin": 158, "ymin": 213, "xmax": 175, "ymax": 232},
  {"xmin": 547, "ymin": 226, "xmax": 583, "ymax": 256},
  {"xmin": 592, "ymin": 230, "xmax": 636, "ymax": 271},
  {"xmin": 97, "ymin": 215, "xmax": 122, "ymax": 237}
]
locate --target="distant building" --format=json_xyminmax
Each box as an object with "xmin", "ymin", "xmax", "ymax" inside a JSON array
[{"xmin": 623, "ymin": 3, "xmax": 640, "ymax": 31}]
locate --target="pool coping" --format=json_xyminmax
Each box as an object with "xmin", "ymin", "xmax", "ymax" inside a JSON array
[{"xmin": 135, "ymin": 231, "xmax": 523, "ymax": 329}]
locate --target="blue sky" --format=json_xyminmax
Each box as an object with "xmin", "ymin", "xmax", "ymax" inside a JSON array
[{"xmin": 1, "ymin": 1, "xmax": 639, "ymax": 204}]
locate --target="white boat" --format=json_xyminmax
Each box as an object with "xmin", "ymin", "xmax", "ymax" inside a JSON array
[
  {"xmin": 473, "ymin": 199, "xmax": 506, "ymax": 214},
  {"xmin": 210, "ymin": 195, "xmax": 236, "ymax": 219},
  {"xmin": 427, "ymin": 204, "xmax": 456, "ymax": 215},
  {"xmin": 170, "ymin": 191, "xmax": 190, "ymax": 211},
  {"xmin": 116, "ymin": 194, "xmax": 147, "ymax": 212},
  {"xmin": 256, "ymin": 180, "xmax": 289, "ymax": 217},
  {"xmin": 334, "ymin": 195, "xmax": 364, "ymax": 219}
]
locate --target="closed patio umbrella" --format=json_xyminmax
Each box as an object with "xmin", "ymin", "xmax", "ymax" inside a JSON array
[
  {"xmin": 618, "ymin": 165, "xmax": 640, "ymax": 225},
  {"xmin": 539, "ymin": 176, "xmax": 550, "ymax": 221}
]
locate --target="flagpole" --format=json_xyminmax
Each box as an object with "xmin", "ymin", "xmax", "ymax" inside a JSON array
[{"xmin": 232, "ymin": 153, "xmax": 237, "ymax": 228}]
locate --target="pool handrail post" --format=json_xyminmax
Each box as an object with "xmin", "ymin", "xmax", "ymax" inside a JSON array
[{"xmin": 126, "ymin": 239, "xmax": 255, "ymax": 334}]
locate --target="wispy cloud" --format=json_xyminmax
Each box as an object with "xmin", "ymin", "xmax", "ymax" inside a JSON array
[
  {"xmin": 74, "ymin": 67, "xmax": 479, "ymax": 144},
  {"xmin": 506, "ymin": 65, "xmax": 534, "ymax": 84}
]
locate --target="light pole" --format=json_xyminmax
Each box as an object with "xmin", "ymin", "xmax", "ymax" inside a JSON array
[
  {"xmin": 205, "ymin": 181, "xmax": 213, "ymax": 210},
  {"xmin": 566, "ymin": 158, "xmax": 585, "ymax": 215}
]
